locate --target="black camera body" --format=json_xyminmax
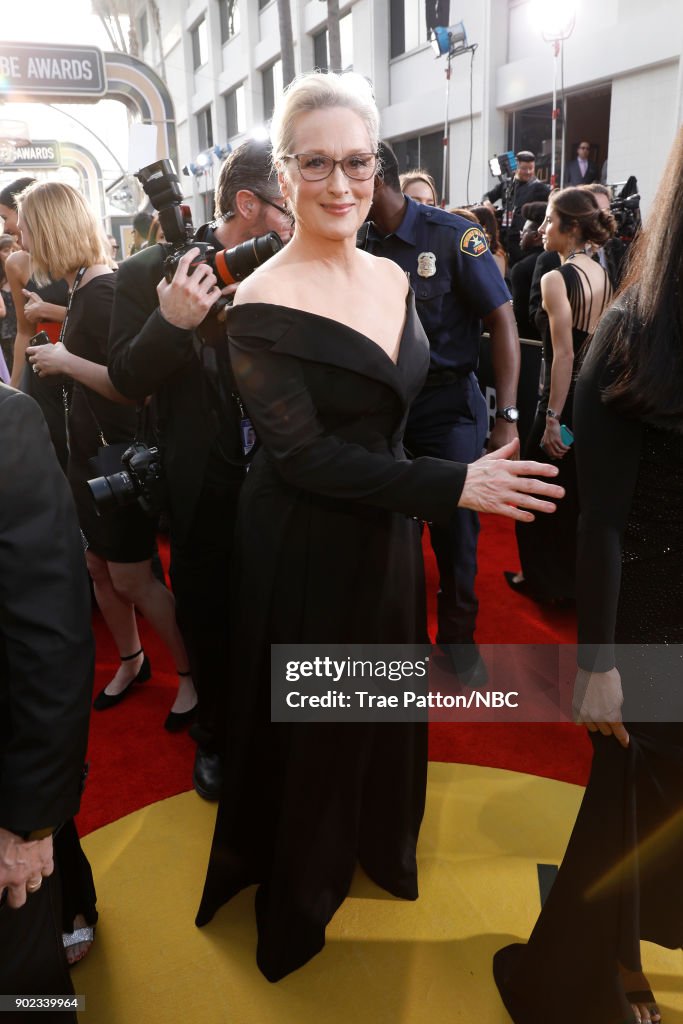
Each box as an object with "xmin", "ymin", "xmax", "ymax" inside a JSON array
[
  {"xmin": 162, "ymin": 240, "xmax": 215, "ymax": 284},
  {"xmin": 610, "ymin": 194, "xmax": 641, "ymax": 243},
  {"xmin": 88, "ymin": 442, "xmax": 165, "ymax": 518}
]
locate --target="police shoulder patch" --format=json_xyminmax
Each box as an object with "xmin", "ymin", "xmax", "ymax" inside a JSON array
[{"xmin": 460, "ymin": 226, "xmax": 489, "ymax": 257}]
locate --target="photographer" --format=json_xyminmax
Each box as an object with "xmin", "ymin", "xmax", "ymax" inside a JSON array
[
  {"xmin": 484, "ymin": 151, "xmax": 550, "ymax": 266},
  {"xmin": 107, "ymin": 139, "xmax": 293, "ymax": 800}
]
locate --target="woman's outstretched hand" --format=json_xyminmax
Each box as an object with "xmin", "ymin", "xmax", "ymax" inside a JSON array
[
  {"xmin": 458, "ymin": 439, "xmax": 564, "ymax": 522},
  {"xmin": 573, "ymin": 667, "xmax": 629, "ymax": 748}
]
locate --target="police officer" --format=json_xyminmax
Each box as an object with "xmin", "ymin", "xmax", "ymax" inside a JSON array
[
  {"xmin": 108, "ymin": 140, "xmax": 293, "ymax": 799},
  {"xmin": 363, "ymin": 143, "xmax": 520, "ymax": 685}
]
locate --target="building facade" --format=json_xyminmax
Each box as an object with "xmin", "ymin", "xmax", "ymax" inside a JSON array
[{"xmin": 131, "ymin": 0, "xmax": 683, "ymax": 221}]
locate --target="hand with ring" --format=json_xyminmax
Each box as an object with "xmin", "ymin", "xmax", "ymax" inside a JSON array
[{"xmin": 0, "ymin": 829, "xmax": 54, "ymax": 908}]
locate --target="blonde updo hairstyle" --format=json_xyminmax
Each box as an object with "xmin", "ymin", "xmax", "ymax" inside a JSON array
[
  {"xmin": 17, "ymin": 181, "xmax": 114, "ymax": 287},
  {"xmin": 270, "ymin": 71, "xmax": 380, "ymax": 174}
]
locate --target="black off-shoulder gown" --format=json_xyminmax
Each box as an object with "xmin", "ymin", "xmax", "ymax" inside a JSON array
[
  {"xmin": 196, "ymin": 293, "xmax": 467, "ymax": 981},
  {"xmin": 494, "ymin": 304, "xmax": 683, "ymax": 1023}
]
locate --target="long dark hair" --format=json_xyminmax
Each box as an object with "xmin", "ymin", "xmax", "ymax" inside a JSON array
[
  {"xmin": 470, "ymin": 204, "xmax": 505, "ymax": 256},
  {"xmin": 595, "ymin": 126, "xmax": 683, "ymax": 422}
]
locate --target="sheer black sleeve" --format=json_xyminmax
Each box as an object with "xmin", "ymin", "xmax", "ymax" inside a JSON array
[
  {"xmin": 574, "ymin": 306, "xmax": 643, "ymax": 671},
  {"xmin": 229, "ymin": 334, "xmax": 466, "ymax": 523}
]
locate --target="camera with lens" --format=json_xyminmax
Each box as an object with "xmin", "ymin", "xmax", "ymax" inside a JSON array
[
  {"xmin": 135, "ymin": 159, "xmax": 284, "ymax": 287},
  {"xmin": 88, "ymin": 442, "xmax": 165, "ymax": 518},
  {"xmin": 610, "ymin": 179, "xmax": 641, "ymax": 244}
]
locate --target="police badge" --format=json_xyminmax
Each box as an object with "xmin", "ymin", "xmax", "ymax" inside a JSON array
[{"xmin": 416, "ymin": 252, "xmax": 437, "ymax": 277}]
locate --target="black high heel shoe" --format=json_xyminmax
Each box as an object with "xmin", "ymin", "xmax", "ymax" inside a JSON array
[
  {"xmin": 93, "ymin": 648, "xmax": 151, "ymax": 711},
  {"xmin": 164, "ymin": 669, "xmax": 198, "ymax": 732}
]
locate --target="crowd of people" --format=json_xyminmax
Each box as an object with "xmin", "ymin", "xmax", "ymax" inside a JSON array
[{"xmin": 1, "ymin": 70, "xmax": 681, "ymax": 1024}]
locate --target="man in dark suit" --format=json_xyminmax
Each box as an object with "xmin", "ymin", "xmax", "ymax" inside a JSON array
[
  {"xmin": 565, "ymin": 141, "xmax": 599, "ymax": 186},
  {"xmin": 108, "ymin": 140, "xmax": 293, "ymax": 800},
  {"xmin": 0, "ymin": 385, "xmax": 93, "ymax": 1018}
]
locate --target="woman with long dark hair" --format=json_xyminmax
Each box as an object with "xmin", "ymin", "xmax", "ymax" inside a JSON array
[
  {"xmin": 471, "ymin": 203, "xmax": 509, "ymax": 282},
  {"xmin": 506, "ymin": 187, "xmax": 615, "ymax": 603},
  {"xmin": 494, "ymin": 128, "xmax": 683, "ymax": 1024}
]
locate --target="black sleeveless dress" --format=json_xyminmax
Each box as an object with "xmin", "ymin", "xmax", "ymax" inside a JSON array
[
  {"xmin": 196, "ymin": 293, "xmax": 467, "ymax": 981},
  {"xmin": 22, "ymin": 275, "xmax": 70, "ymax": 470},
  {"xmin": 494, "ymin": 304, "xmax": 683, "ymax": 1023},
  {"xmin": 515, "ymin": 260, "xmax": 611, "ymax": 601}
]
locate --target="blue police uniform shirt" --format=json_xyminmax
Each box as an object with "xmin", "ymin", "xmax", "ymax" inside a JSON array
[{"xmin": 365, "ymin": 198, "xmax": 511, "ymax": 375}]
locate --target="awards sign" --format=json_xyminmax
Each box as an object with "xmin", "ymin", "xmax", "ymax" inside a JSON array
[
  {"xmin": 0, "ymin": 140, "xmax": 62, "ymax": 168},
  {"xmin": 0, "ymin": 43, "xmax": 107, "ymax": 98}
]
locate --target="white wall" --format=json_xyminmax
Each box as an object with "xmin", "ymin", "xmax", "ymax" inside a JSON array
[{"xmin": 608, "ymin": 61, "xmax": 680, "ymax": 213}]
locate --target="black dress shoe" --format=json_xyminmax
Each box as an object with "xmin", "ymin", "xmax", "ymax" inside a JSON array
[
  {"xmin": 164, "ymin": 704, "xmax": 198, "ymax": 733},
  {"xmin": 93, "ymin": 651, "xmax": 151, "ymax": 711},
  {"xmin": 504, "ymin": 570, "xmax": 532, "ymax": 595},
  {"xmin": 193, "ymin": 748, "xmax": 223, "ymax": 801},
  {"xmin": 504, "ymin": 570, "xmax": 574, "ymax": 607},
  {"xmin": 440, "ymin": 643, "xmax": 489, "ymax": 688}
]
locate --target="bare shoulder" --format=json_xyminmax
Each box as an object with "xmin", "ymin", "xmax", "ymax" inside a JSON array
[
  {"xmin": 360, "ymin": 250, "xmax": 409, "ymax": 298},
  {"xmin": 231, "ymin": 255, "xmax": 288, "ymax": 307},
  {"xmin": 540, "ymin": 267, "xmax": 566, "ymax": 300},
  {"xmin": 5, "ymin": 249, "xmax": 30, "ymax": 281}
]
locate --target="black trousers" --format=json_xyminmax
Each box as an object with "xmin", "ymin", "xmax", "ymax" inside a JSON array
[
  {"xmin": 170, "ymin": 476, "xmax": 243, "ymax": 753},
  {"xmin": 0, "ymin": 870, "xmax": 77, "ymax": 1024},
  {"xmin": 404, "ymin": 376, "xmax": 488, "ymax": 645}
]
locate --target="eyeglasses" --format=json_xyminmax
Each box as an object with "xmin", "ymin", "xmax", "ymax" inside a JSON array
[
  {"xmin": 250, "ymin": 190, "xmax": 292, "ymax": 219},
  {"xmin": 284, "ymin": 152, "xmax": 378, "ymax": 182}
]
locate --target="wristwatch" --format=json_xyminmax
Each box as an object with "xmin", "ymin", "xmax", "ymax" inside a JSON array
[
  {"xmin": 546, "ymin": 408, "xmax": 561, "ymax": 420},
  {"xmin": 496, "ymin": 406, "xmax": 519, "ymax": 423}
]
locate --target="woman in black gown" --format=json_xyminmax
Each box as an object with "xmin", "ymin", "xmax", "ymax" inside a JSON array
[
  {"xmin": 195, "ymin": 70, "xmax": 565, "ymax": 982},
  {"xmin": 506, "ymin": 187, "xmax": 614, "ymax": 602},
  {"xmin": 494, "ymin": 129, "xmax": 683, "ymax": 1024}
]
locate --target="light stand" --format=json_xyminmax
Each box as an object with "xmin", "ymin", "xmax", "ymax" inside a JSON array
[
  {"xmin": 531, "ymin": 0, "xmax": 577, "ymax": 188},
  {"xmin": 430, "ymin": 22, "xmax": 478, "ymax": 207}
]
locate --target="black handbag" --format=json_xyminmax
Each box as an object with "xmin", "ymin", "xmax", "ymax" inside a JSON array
[{"xmin": 87, "ymin": 439, "xmax": 131, "ymax": 479}]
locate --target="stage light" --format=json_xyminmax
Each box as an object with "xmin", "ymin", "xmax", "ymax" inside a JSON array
[
  {"xmin": 213, "ymin": 143, "xmax": 232, "ymax": 160},
  {"xmin": 430, "ymin": 21, "xmax": 468, "ymax": 58},
  {"xmin": 529, "ymin": 0, "xmax": 578, "ymax": 187},
  {"xmin": 530, "ymin": 0, "xmax": 577, "ymax": 41},
  {"xmin": 427, "ymin": 21, "xmax": 476, "ymax": 206}
]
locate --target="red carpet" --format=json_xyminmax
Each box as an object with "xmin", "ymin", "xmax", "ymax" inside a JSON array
[{"xmin": 77, "ymin": 518, "xmax": 591, "ymax": 838}]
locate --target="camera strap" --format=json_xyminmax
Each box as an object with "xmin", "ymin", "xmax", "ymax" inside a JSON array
[{"xmin": 59, "ymin": 266, "xmax": 87, "ymax": 457}]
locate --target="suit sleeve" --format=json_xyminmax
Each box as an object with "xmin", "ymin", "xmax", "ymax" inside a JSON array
[
  {"xmin": 0, "ymin": 390, "xmax": 94, "ymax": 833},
  {"xmin": 229, "ymin": 336, "xmax": 466, "ymax": 522},
  {"xmin": 574, "ymin": 308, "xmax": 642, "ymax": 672},
  {"xmin": 108, "ymin": 251, "xmax": 196, "ymax": 400}
]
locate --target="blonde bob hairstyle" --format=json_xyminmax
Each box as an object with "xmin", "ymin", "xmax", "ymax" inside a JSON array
[
  {"xmin": 270, "ymin": 71, "xmax": 380, "ymax": 168},
  {"xmin": 17, "ymin": 181, "xmax": 113, "ymax": 286}
]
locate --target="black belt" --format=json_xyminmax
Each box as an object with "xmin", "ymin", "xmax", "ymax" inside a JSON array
[{"xmin": 424, "ymin": 368, "xmax": 472, "ymax": 387}]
